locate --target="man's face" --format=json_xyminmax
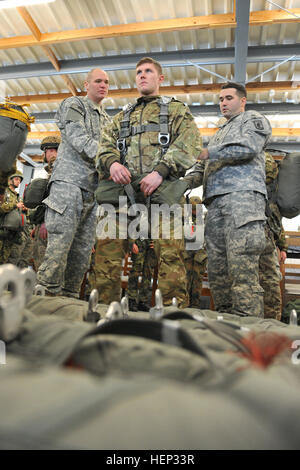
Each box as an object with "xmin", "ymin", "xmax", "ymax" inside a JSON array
[
  {"xmin": 219, "ymin": 88, "xmax": 246, "ymax": 120},
  {"xmin": 136, "ymin": 62, "xmax": 164, "ymax": 97},
  {"xmin": 85, "ymin": 69, "xmax": 109, "ymax": 104},
  {"xmin": 11, "ymin": 177, "xmax": 21, "ymax": 188},
  {"xmin": 45, "ymin": 148, "xmax": 57, "ymax": 163}
]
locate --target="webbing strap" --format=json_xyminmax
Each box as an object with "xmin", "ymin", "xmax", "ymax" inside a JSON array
[{"xmin": 0, "ymin": 103, "xmax": 35, "ymax": 130}]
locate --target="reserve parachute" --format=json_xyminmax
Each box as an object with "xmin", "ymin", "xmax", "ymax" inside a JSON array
[
  {"xmin": 0, "ymin": 101, "xmax": 35, "ymax": 172},
  {"xmin": 23, "ymin": 177, "xmax": 49, "ymax": 209},
  {"xmin": 277, "ymin": 152, "xmax": 300, "ymax": 218}
]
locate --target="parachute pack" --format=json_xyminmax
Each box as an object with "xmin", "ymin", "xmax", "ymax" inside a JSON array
[
  {"xmin": 23, "ymin": 177, "xmax": 49, "ymax": 209},
  {"xmin": 0, "ymin": 101, "xmax": 35, "ymax": 172},
  {"xmin": 1, "ymin": 264, "xmax": 300, "ymax": 449},
  {"xmin": 276, "ymin": 152, "xmax": 300, "ymax": 219},
  {"xmin": 0, "ymin": 209, "xmax": 26, "ymax": 237}
]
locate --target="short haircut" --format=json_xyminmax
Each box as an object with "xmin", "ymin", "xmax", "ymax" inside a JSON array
[
  {"xmin": 221, "ymin": 81, "xmax": 247, "ymax": 98},
  {"xmin": 136, "ymin": 57, "xmax": 163, "ymax": 75},
  {"xmin": 86, "ymin": 68, "xmax": 108, "ymax": 83}
]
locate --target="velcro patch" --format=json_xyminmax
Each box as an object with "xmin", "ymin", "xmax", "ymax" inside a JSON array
[{"xmin": 253, "ymin": 119, "xmax": 265, "ymax": 131}]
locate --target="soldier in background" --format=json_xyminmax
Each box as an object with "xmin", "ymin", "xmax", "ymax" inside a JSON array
[
  {"xmin": 259, "ymin": 152, "xmax": 288, "ymax": 320},
  {"xmin": 184, "ymin": 82, "xmax": 272, "ymax": 317},
  {"xmin": 0, "ymin": 171, "xmax": 25, "ymax": 264},
  {"xmin": 36, "ymin": 69, "xmax": 110, "ymax": 297},
  {"xmin": 30, "ymin": 135, "xmax": 61, "ymax": 270},
  {"xmin": 97, "ymin": 57, "xmax": 202, "ymax": 307},
  {"xmin": 183, "ymin": 196, "xmax": 207, "ymax": 309}
]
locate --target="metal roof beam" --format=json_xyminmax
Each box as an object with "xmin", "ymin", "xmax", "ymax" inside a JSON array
[
  {"xmin": 31, "ymin": 103, "xmax": 300, "ymax": 123},
  {"xmin": 2, "ymin": 44, "xmax": 300, "ymax": 80},
  {"xmin": 234, "ymin": 0, "xmax": 250, "ymax": 84}
]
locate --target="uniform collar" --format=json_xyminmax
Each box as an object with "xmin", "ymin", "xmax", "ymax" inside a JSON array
[
  {"xmin": 136, "ymin": 95, "xmax": 161, "ymax": 105},
  {"xmin": 84, "ymin": 95, "xmax": 104, "ymax": 112}
]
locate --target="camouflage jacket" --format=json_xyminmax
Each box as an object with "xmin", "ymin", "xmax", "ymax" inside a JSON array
[
  {"xmin": 184, "ymin": 110, "xmax": 272, "ymax": 203},
  {"xmin": 0, "ymin": 186, "xmax": 18, "ymax": 214},
  {"xmin": 265, "ymin": 152, "xmax": 288, "ymax": 252},
  {"xmin": 97, "ymin": 95, "xmax": 202, "ymax": 180},
  {"xmin": 51, "ymin": 96, "xmax": 111, "ymax": 192}
]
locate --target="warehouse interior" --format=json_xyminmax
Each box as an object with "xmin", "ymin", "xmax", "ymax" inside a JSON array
[{"xmin": 1, "ymin": 0, "xmax": 300, "ymax": 452}]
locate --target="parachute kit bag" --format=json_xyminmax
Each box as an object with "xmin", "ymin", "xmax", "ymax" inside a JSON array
[
  {"xmin": 24, "ymin": 178, "xmax": 49, "ymax": 209},
  {"xmin": 277, "ymin": 152, "xmax": 300, "ymax": 218},
  {"xmin": 1, "ymin": 209, "xmax": 26, "ymax": 232},
  {"xmin": 0, "ymin": 101, "xmax": 35, "ymax": 172}
]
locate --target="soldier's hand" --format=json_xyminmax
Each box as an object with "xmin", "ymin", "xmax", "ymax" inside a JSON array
[
  {"xmin": 110, "ymin": 162, "xmax": 131, "ymax": 184},
  {"xmin": 140, "ymin": 171, "xmax": 163, "ymax": 196},
  {"xmin": 198, "ymin": 148, "xmax": 209, "ymax": 160},
  {"xmin": 38, "ymin": 223, "xmax": 48, "ymax": 241},
  {"xmin": 132, "ymin": 243, "xmax": 139, "ymax": 254}
]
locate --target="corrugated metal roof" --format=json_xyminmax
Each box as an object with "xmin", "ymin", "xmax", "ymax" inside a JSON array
[{"xmin": 1, "ymin": 0, "xmax": 300, "ymax": 150}]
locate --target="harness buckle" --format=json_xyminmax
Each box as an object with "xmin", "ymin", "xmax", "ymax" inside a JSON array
[
  {"xmin": 117, "ymin": 138, "xmax": 126, "ymax": 153},
  {"xmin": 158, "ymin": 133, "xmax": 170, "ymax": 147}
]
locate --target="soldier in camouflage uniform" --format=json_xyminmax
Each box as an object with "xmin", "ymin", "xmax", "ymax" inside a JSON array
[
  {"xmin": 183, "ymin": 196, "xmax": 207, "ymax": 309},
  {"xmin": 259, "ymin": 152, "xmax": 288, "ymax": 320},
  {"xmin": 184, "ymin": 82, "xmax": 272, "ymax": 317},
  {"xmin": 37, "ymin": 69, "xmax": 110, "ymax": 297},
  {"xmin": 127, "ymin": 238, "xmax": 157, "ymax": 311},
  {"xmin": 31, "ymin": 135, "xmax": 61, "ymax": 270},
  {"xmin": 97, "ymin": 57, "xmax": 202, "ymax": 307},
  {"xmin": 0, "ymin": 171, "xmax": 25, "ymax": 264}
]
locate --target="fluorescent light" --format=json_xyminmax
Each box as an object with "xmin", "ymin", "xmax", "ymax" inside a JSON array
[{"xmin": 0, "ymin": 0, "xmax": 56, "ymax": 8}]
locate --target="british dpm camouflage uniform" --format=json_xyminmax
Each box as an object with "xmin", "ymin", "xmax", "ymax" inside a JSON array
[
  {"xmin": 185, "ymin": 110, "xmax": 272, "ymax": 317},
  {"xmin": 183, "ymin": 197, "xmax": 207, "ymax": 308},
  {"xmin": 97, "ymin": 95, "xmax": 202, "ymax": 307},
  {"xmin": 258, "ymin": 152, "xmax": 287, "ymax": 320},
  {"xmin": 127, "ymin": 239, "xmax": 157, "ymax": 309},
  {"xmin": 0, "ymin": 184, "xmax": 22, "ymax": 264},
  {"xmin": 37, "ymin": 96, "xmax": 110, "ymax": 297}
]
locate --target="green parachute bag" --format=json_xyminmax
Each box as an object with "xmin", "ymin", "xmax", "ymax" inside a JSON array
[
  {"xmin": 0, "ymin": 101, "xmax": 35, "ymax": 172},
  {"xmin": 0, "ymin": 208, "xmax": 26, "ymax": 232},
  {"xmin": 23, "ymin": 178, "xmax": 49, "ymax": 209}
]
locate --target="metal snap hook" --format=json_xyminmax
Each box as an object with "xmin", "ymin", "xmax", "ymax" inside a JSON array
[
  {"xmin": 20, "ymin": 267, "xmax": 36, "ymax": 305},
  {"xmin": 84, "ymin": 289, "xmax": 100, "ymax": 323},
  {"xmin": 0, "ymin": 264, "xmax": 25, "ymax": 342}
]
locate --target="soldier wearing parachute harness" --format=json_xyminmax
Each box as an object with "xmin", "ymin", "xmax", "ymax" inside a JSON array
[
  {"xmin": 30, "ymin": 135, "xmax": 61, "ymax": 270},
  {"xmin": 96, "ymin": 57, "xmax": 202, "ymax": 308}
]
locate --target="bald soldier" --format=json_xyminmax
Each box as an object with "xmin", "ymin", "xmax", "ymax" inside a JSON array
[{"xmin": 36, "ymin": 69, "xmax": 110, "ymax": 297}]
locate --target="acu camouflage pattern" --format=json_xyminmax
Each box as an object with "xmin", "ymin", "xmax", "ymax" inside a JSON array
[
  {"xmin": 52, "ymin": 95, "xmax": 110, "ymax": 192},
  {"xmin": 97, "ymin": 95, "xmax": 202, "ymax": 178},
  {"xmin": 37, "ymin": 181, "xmax": 98, "ymax": 297},
  {"xmin": 184, "ymin": 110, "xmax": 271, "ymax": 203},
  {"xmin": 127, "ymin": 239, "xmax": 157, "ymax": 306},
  {"xmin": 205, "ymin": 191, "xmax": 266, "ymax": 317}
]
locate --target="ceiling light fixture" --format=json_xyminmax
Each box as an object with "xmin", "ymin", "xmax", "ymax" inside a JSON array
[{"xmin": 0, "ymin": 0, "xmax": 56, "ymax": 9}]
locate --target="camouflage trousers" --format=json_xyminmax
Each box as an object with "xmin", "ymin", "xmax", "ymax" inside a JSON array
[
  {"xmin": 7, "ymin": 227, "xmax": 34, "ymax": 269},
  {"xmin": 37, "ymin": 181, "xmax": 97, "ymax": 297},
  {"xmin": 127, "ymin": 240, "xmax": 157, "ymax": 305},
  {"xmin": 92, "ymin": 208, "xmax": 189, "ymax": 307},
  {"xmin": 0, "ymin": 238, "xmax": 14, "ymax": 264},
  {"xmin": 259, "ymin": 225, "xmax": 282, "ymax": 320},
  {"xmin": 32, "ymin": 225, "xmax": 47, "ymax": 271},
  {"xmin": 90, "ymin": 238, "xmax": 126, "ymax": 304},
  {"xmin": 184, "ymin": 247, "xmax": 208, "ymax": 308},
  {"xmin": 205, "ymin": 191, "xmax": 266, "ymax": 317}
]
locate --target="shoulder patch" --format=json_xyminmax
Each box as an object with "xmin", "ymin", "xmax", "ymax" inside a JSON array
[{"xmin": 253, "ymin": 119, "xmax": 265, "ymax": 131}]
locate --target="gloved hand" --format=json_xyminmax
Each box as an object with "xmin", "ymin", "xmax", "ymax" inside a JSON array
[{"xmin": 38, "ymin": 223, "xmax": 48, "ymax": 241}]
